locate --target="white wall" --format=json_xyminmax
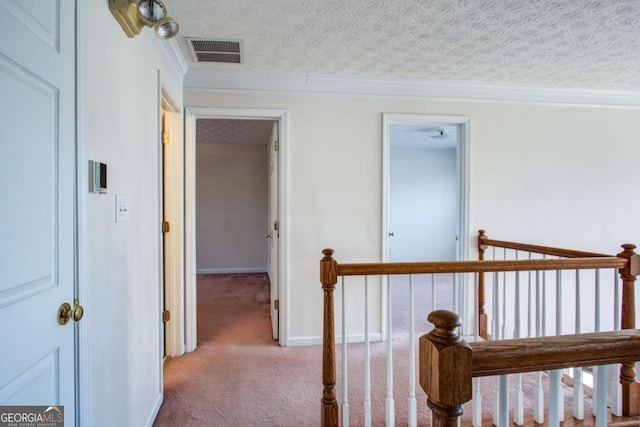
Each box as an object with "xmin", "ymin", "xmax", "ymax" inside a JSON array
[
  {"xmin": 389, "ymin": 147, "xmax": 457, "ymax": 262},
  {"xmin": 196, "ymin": 143, "xmax": 268, "ymax": 272},
  {"xmin": 185, "ymin": 90, "xmax": 640, "ymax": 344},
  {"xmin": 84, "ymin": 3, "xmax": 183, "ymax": 426}
]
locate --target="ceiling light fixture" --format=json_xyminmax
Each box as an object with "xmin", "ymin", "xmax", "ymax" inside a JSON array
[{"xmin": 109, "ymin": 0, "xmax": 180, "ymax": 40}]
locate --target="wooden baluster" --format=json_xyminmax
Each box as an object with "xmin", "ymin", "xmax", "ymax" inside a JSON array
[
  {"xmin": 320, "ymin": 249, "xmax": 338, "ymax": 427},
  {"xmin": 419, "ymin": 310, "xmax": 472, "ymax": 427},
  {"xmin": 618, "ymin": 243, "xmax": 640, "ymax": 416},
  {"xmin": 478, "ymin": 230, "xmax": 488, "ymax": 339}
]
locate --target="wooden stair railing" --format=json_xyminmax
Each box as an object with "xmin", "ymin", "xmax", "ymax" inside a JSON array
[
  {"xmin": 477, "ymin": 230, "xmax": 640, "ymax": 416},
  {"xmin": 320, "ymin": 239, "xmax": 639, "ymax": 426},
  {"xmin": 421, "ymin": 310, "xmax": 640, "ymax": 426}
]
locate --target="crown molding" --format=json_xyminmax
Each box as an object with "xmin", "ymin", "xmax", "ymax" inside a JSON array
[
  {"xmin": 184, "ymin": 69, "xmax": 640, "ymax": 107},
  {"xmin": 148, "ymin": 34, "xmax": 188, "ymax": 81}
]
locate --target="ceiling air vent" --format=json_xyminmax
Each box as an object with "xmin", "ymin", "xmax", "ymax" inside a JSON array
[{"xmin": 187, "ymin": 38, "xmax": 243, "ymax": 64}]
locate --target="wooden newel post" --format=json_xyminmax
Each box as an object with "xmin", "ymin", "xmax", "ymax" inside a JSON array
[
  {"xmin": 618, "ymin": 243, "xmax": 640, "ymax": 416},
  {"xmin": 320, "ymin": 249, "xmax": 339, "ymax": 427},
  {"xmin": 420, "ymin": 310, "xmax": 473, "ymax": 427},
  {"xmin": 477, "ymin": 230, "xmax": 488, "ymax": 339}
]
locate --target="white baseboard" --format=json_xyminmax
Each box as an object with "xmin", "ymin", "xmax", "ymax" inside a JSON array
[
  {"xmin": 287, "ymin": 333, "xmax": 383, "ymax": 347},
  {"xmin": 197, "ymin": 267, "xmax": 267, "ymax": 274},
  {"xmin": 144, "ymin": 392, "xmax": 163, "ymax": 427}
]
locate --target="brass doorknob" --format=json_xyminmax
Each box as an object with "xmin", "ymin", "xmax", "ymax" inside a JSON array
[
  {"xmin": 58, "ymin": 300, "xmax": 84, "ymax": 325},
  {"xmin": 58, "ymin": 302, "xmax": 72, "ymax": 325},
  {"xmin": 266, "ymin": 233, "xmax": 272, "ymax": 239}
]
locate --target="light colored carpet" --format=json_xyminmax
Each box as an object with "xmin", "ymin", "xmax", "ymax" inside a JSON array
[{"xmin": 154, "ymin": 273, "xmax": 590, "ymax": 426}]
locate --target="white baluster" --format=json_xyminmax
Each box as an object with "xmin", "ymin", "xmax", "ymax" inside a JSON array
[
  {"xmin": 499, "ymin": 374, "xmax": 509, "ymax": 427},
  {"xmin": 549, "ymin": 369, "xmax": 562, "ymax": 427},
  {"xmin": 555, "ymin": 270, "xmax": 564, "ymax": 421},
  {"xmin": 595, "ymin": 365, "xmax": 608, "ymax": 426},
  {"xmin": 430, "ymin": 273, "xmax": 436, "ymax": 312},
  {"xmin": 501, "ymin": 249, "xmax": 507, "ymax": 340},
  {"xmin": 493, "ymin": 271, "xmax": 500, "ymax": 427},
  {"xmin": 408, "ymin": 275, "xmax": 417, "ymax": 427},
  {"xmin": 472, "ymin": 377, "xmax": 482, "ymax": 427},
  {"xmin": 453, "ymin": 272, "xmax": 457, "ymax": 316},
  {"xmin": 527, "ymin": 253, "xmax": 533, "ymax": 339},
  {"xmin": 573, "ymin": 270, "xmax": 584, "ymax": 420},
  {"xmin": 593, "ymin": 269, "xmax": 601, "ymax": 411},
  {"xmin": 385, "ymin": 276, "xmax": 394, "ymax": 427},
  {"xmin": 514, "ymin": 254, "xmax": 524, "ymax": 425},
  {"xmin": 534, "ymin": 270, "xmax": 544, "ymax": 424},
  {"xmin": 364, "ymin": 276, "xmax": 371, "ymax": 427},
  {"xmin": 341, "ymin": 277, "xmax": 349, "ymax": 426}
]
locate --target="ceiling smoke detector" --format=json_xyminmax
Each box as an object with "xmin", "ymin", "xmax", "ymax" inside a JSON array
[
  {"xmin": 187, "ymin": 38, "xmax": 243, "ymax": 64},
  {"xmin": 428, "ymin": 128, "xmax": 447, "ymax": 139}
]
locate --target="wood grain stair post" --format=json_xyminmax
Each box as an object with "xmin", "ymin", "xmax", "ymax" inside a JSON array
[
  {"xmin": 420, "ymin": 310, "xmax": 472, "ymax": 426},
  {"xmin": 618, "ymin": 243, "xmax": 640, "ymax": 416},
  {"xmin": 477, "ymin": 230, "xmax": 488, "ymax": 339},
  {"xmin": 320, "ymin": 249, "xmax": 339, "ymax": 427}
]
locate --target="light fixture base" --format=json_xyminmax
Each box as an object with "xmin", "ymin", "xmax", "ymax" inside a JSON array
[{"xmin": 109, "ymin": 0, "xmax": 144, "ymax": 38}]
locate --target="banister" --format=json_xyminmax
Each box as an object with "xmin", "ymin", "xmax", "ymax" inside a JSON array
[
  {"xmin": 336, "ymin": 257, "xmax": 626, "ymax": 277},
  {"xmin": 420, "ymin": 310, "xmax": 640, "ymax": 425},
  {"xmin": 471, "ymin": 329, "xmax": 640, "ymax": 377},
  {"xmin": 478, "ymin": 230, "xmax": 611, "ymax": 258}
]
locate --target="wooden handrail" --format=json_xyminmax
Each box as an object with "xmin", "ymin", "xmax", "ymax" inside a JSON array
[
  {"xmin": 479, "ymin": 233, "xmax": 611, "ymax": 258},
  {"xmin": 471, "ymin": 329, "xmax": 640, "ymax": 377},
  {"xmin": 337, "ymin": 257, "xmax": 625, "ymax": 277},
  {"xmin": 420, "ymin": 310, "xmax": 640, "ymax": 425}
]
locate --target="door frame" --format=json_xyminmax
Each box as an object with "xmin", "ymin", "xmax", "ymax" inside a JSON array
[
  {"xmin": 381, "ymin": 113, "xmax": 470, "ymax": 336},
  {"xmin": 159, "ymin": 80, "xmax": 184, "ymax": 358},
  {"xmin": 184, "ymin": 107, "xmax": 290, "ymax": 347}
]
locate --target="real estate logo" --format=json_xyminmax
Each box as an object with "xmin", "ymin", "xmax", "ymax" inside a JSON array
[{"xmin": 0, "ymin": 406, "xmax": 63, "ymax": 427}]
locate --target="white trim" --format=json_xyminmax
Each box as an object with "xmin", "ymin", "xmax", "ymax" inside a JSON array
[
  {"xmin": 184, "ymin": 110, "xmax": 197, "ymax": 353},
  {"xmin": 184, "ymin": 107, "xmax": 290, "ymax": 346},
  {"xmin": 148, "ymin": 33, "xmax": 188, "ymax": 82},
  {"xmin": 160, "ymin": 82, "xmax": 185, "ymax": 360},
  {"xmin": 75, "ymin": 1, "xmax": 91, "ymax": 425},
  {"xmin": 184, "ymin": 69, "xmax": 640, "ymax": 108},
  {"xmin": 288, "ymin": 333, "xmax": 383, "ymax": 347},
  {"xmin": 381, "ymin": 114, "xmax": 471, "ymax": 336},
  {"xmin": 197, "ymin": 268, "xmax": 268, "ymax": 275},
  {"xmin": 143, "ymin": 392, "xmax": 163, "ymax": 427}
]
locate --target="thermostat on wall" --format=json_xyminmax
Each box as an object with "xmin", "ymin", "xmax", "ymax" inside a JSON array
[{"xmin": 89, "ymin": 160, "xmax": 107, "ymax": 194}]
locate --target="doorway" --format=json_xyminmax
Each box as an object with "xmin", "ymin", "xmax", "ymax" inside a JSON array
[
  {"xmin": 184, "ymin": 108, "xmax": 289, "ymax": 347},
  {"xmin": 382, "ymin": 113, "xmax": 470, "ymax": 335}
]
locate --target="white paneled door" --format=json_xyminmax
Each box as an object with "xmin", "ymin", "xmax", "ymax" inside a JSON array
[{"xmin": 0, "ymin": 0, "xmax": 77, "ymax": 422}]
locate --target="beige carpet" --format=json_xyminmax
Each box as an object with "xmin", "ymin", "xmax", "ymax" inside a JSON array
[{"xmin": 154, "ymin": 273, "xmax": 598, "ymax": 426}]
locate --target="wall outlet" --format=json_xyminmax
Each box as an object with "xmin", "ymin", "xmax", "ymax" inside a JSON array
[{"xmin": 116, "ymin": 194, "xmax": 129, "ymax": 223}]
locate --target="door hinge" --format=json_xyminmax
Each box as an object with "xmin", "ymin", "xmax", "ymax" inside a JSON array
[
  {"xmin": 273, "ymin": 140, "xmax": 279, "ymax": 152},
  {"xmin": 162, "ymin": 310, "xmax": 171, "ymax": 322},
  {"xmin": 274, "ymin": 299, "xmax": 279, "ymax": 310},
  {"xmin": 162, "ymin": 221, "xmax": 170, "ymax": 233},
  {"xmin": 162, "ymin": 131, "xmax": 169, "ymax": 144}
]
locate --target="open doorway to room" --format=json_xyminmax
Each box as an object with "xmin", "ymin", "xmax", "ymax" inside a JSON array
[
  {"xmin": 183, "ymin": 107, "xmax": 289, "ymax": 349},
  {"xmin": 382, "ymin": 114, "xmax": 469, "ymax": 337},
  {"xmin": 194, "ymin": 118, "xmax": 280, "ymax": 341}
]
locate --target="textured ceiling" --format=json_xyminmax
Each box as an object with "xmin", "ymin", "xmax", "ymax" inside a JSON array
[
  {"xmin": 169, "ymin": 0, "xmax": 640, "ymax": 91},
  {"xmin": 196, "ymin": 119, "xmax": 276, "ymax": 145}
]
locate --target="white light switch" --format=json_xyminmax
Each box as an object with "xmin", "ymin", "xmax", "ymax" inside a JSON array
[{"xmin": 116, "ymin": 194, "xmax": 129, "ymax": 223}]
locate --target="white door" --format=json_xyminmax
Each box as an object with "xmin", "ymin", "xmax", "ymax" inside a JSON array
[
  {"xmin": 267, "ymin": 122, "xmax": 279, "ymax": 340},
  {"xmin": 0, "ymin": 0, "xmax": 77, "ymax": 421}
]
